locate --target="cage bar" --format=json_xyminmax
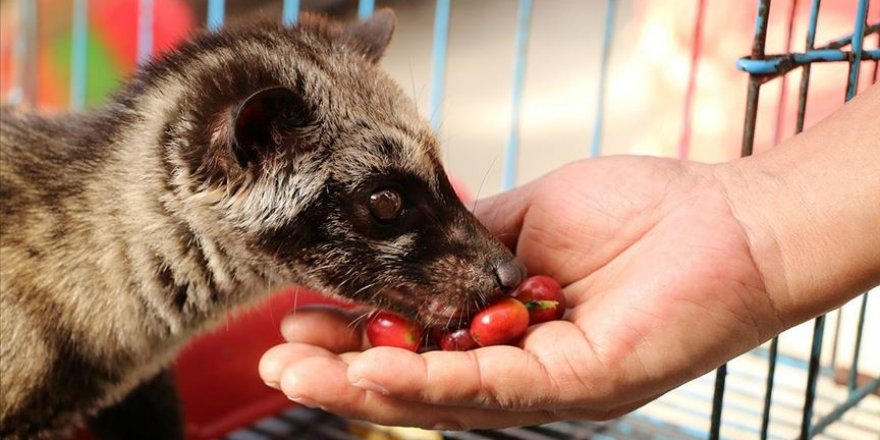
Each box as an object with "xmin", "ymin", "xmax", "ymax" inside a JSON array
[
  {"xmin": 844, "ymin": 0, "xmax": 870, "ymax": 101},
  {"xmin": 428, "ymin": 0, "xmax": 452, "ymax": 131},
  {"xmin": 358, "ymin": 0, "xmax": 375, "ymax": 19},
  {"xmin": 737, "ymin": 48, "xmax": 880, "ymax": 76},
  {"xmin": 207, "ymin": 0, "xmax": 225, "ymax": 31},
  {"xmin": 708, "ymin": 364, "xmax": 727, "ymax": 440},
  {"xmin": 501, "ymin": 0, "xmax": 533, "ymax": 191},
  {"xmin": 137, "ymin": 0, "xmax": 154, "ymax": 64},
  {"xmin": 282, "ymin": 0, "xmax": 301, "ymax": 26},
  {"xmin": 819, "ymin": 23, "xmax": 879, "ymax": 50},
  {"xmin": 590, "ymin": 0, "xmax": 617, "ymax": 158},
  {"xmin": 71, "ymin": 0, "xmax": 89, "ymax": 110},
  {"xmin": 848, "ymin": 294, "xmax": 869, "ymax": 393},
  {"xmin": 740, "ymin": 0, "xmax": 771, "ymax": 156},
  {"xmin": 829, "ymin": 309, "xmax": 842, "ymax": 372},
  {"xmin": 796, "ymin": 0, "xmax": 821, "ymax": 134},
  {"xmin": 810, "ymin": 377, "xmax": 880, "ymax": 437},
  {"xmin": 9, "ymin": 0, "xmax": 38, "ymax": 106},
  {"xmin": 677, "ymin": 0, "xmax": 706, "ymax": 160},
  {"xmin": 875, "ymin": 6, "xmax": 880, "ymax": 83},
  {"xmin": 759, "ymin": 337, "xmax": 778, "ymax": 440},
  {"xmin": 799, "ymin": 316, "xmax": 825, "ymax": 440},
  {"xmin": 717, "ymin": 4, "xmax": 774, "ymax": 436}
]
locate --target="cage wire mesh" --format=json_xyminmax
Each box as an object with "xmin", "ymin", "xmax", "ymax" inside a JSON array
[{"xmin": 1, "ymin": 0, "xmax": 878, "ymax": 439}]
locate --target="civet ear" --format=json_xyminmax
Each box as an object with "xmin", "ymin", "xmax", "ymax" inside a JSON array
[
  {"xmin": 231, "ymin": 86, "xmax": 313, "ymax": 168},
  {"xmin": 344, "ymin": 9, "xmax": 396, "ymax": 64}
]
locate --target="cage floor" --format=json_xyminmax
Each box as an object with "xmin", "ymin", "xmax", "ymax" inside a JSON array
[{"xmin": 226, "ymin": 352, "xmax": 879, "ymax": 440}]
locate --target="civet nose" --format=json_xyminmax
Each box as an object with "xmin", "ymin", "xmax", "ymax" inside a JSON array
[{"xmin": 495, "ymin": 258, "xmax": 526, "ymax": 290}]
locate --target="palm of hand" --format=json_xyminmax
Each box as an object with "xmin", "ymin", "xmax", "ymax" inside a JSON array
[
  {"xmin": 494, "ymin": 157, "xmax": 782, "ymax": 414},
  {"xmin": 259, "ymin": 156, "xmax": 783, "ymax": 429}
]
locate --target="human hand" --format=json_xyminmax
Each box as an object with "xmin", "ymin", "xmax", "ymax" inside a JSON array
[{"xmin": 259, "ymin": 156, "xmax": 785, "ymax": 429}]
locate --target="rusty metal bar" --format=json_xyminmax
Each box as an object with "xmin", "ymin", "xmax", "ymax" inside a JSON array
[
  {"xmin": 759, "ymin": 337, "xmax": 778, "ymax": 440},
  {"xmin": 847, "ymin": 294, "xmax": 869, "ymax": 393},
  {"xmin": 796, "ymin": 0, "xmax": 821, "ymax": 136},
  {"xmin": 810, "ymin": 377, "xmax": 880, "ymax": 437},
  {"xmin": 798, "ymin": 316, "xmax": 825, "ymax": 440},
  {"xmin": 844, "ymin": 0, "xmax": 870, "ymax": 101},
  {"xmin": 737, "ymin": 48, "xmax": 880, "ymax": 77},
  {"xmin": 819, "ymin": 22, "xmax": 879, "ymax": 50},
  {"xmin": 709, "ymin": 364, "xmax": 727, "ymax": 440},
  {"xmin": 740, "ymin": 0, "xmax": 772, "ymax": 157}
]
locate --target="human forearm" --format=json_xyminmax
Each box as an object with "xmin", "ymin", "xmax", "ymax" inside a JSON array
[{"xmin": 717, "ymin": 83, "xmax": 880, "ymax": 328}]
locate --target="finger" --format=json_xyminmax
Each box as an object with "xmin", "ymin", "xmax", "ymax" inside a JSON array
[
  {"xmin": 470, "ymin": 183, "xmax": 536, "ymax": 251},
  {"xmin": 277, "ymin": 351, "xmax": 621, "ymax": 430},
  {"xmin": 280, "ymin": 305, "xmax": 367, "ymax": 352},
  {"xmin": 347, "ymin": 320, "xmax": 612, "ymax": 411},
  {"xmin": 259, "ymin": 342, "xmax": 344, "ymax": 389}
]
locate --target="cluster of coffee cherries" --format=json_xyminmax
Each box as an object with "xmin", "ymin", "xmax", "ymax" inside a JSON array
[{"xmin": 365, "ymin": 275, "xmax": 565, "ymax": 352}]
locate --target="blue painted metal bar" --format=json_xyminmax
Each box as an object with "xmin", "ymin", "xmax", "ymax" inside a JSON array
[
  {"xmin": 9, "ymin": 0, "xmax": 36, "ymax": 105},
  {"xmin": 24, "ymin": 0, "xmax": 39, "ymax": 106},
  {"xmin": 740, "ymin": 0, "xmax": 772, "ymax": 157},
  {"xmin": 810, "ymin": 377, "xmax": 880, "ymax": 437},
  {"xmin": 875, "ymin": 5, "xmax": 880, "ymax": 84},
  {"xmin": 795, "ymin": 0, "xmax": 821, "ymax": 135},
  {"xmin": 736, "ymin": 48, "xmax": 880, "ymax": 75},
  {"xmin": 819, "ymin": 23, "xmax": 878, "ymax": 50},
  {"xmin": 358, "ymin": 0, "xmax": 376, "ymax": 19},
  {"xmin": 282, "ymin": 0, "xmax": 301, "ymax": 26},
  {"xmin": 590, "ymin": 0, "xmax": 617, "ymax": 158},
  {"xmin": 71, "ymin": 0, "xmax": 89, "ymax": 110},
  {"xmin": 137, "ymin": 0, "xmax": 154, "ymax": 65},
  {"xmin": 759, "ymin": 337, "xmax": 778, "ymax": 440},
  {"xmin": 708, "ymin": 364, "xmax": 727, "ymax": 440},
  {"xmin": 798, "ymin": 315, "xmax": 825, "ymax": 440},
  {"xmin": 844, "ymin": 0, "xmax": 870, "ymax": 101},
  {"xmin": 732, "ymin": 2, "xmax": 773, "ymax": 434},
  {"xmin": 207, "ymin": 0, "xmax": 225, "ymax": 32},
  {"xmin": 847, "ymin": 293, "xmax": 869, "ymax": 392},
  {"xmin": 502, "ymin": 0, "xmax": 533, "ymax": 191},
  {"xmin": 829, "ymin": 309, "xmax": 842, "ymax": 371},
  {"xmin": 428, "ymin": 0, "xmax": 452, "ymax": 131}
]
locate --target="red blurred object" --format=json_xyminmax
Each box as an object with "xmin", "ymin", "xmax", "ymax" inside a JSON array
[
  {"xmin": 175, "ymin": 288, "xmax": 341, "ymax": 439},
  {"xmin": 69, "ymin": 288, "xmax": 343, "ymax": 440}
]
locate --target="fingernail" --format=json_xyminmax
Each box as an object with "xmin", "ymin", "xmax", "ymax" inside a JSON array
[
  {"xmin": 264, "ymin": 380, "xmax": 279, "ymax": 389},
  {"xmin": 288, "ymin": 395, "xmax": 320, "ymax": 409},
  {"xmin": 351, "ymin": 378, "xmax": 390, "ymax": 396}
]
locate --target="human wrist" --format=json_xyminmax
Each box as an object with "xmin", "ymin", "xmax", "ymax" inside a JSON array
[
  {"xmin": 712, "ymin": 159, "xmax": 796, "ymax": 327},
  {"xmin": 713, "ymin": 88, "xmax": 880, "ymax": 328}
]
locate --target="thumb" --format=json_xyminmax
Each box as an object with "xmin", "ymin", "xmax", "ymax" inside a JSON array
[{"xmin": 469, "ymin": 183, "xmax": 536, "ymax": 251}]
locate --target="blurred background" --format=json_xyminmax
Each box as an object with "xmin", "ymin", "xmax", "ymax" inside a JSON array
[{"xmin": 1, "ymin": 1, "xmax": 878, "ymax": 439}]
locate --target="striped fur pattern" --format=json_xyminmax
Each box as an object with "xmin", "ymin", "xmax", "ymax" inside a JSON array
[{"xmin": 0, "ymin": 11, "xmax": 518, "ymax": 438}]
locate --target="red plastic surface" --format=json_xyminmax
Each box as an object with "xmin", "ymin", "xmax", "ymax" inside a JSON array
[
  {"xmin": 70, "ymin": 289, "xmax": 341, "ymax": 440},
  {"xmin": 175, "ymin": 288, "xmax": 342, "ymax": 439}
]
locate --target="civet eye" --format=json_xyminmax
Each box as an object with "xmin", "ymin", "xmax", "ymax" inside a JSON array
[{"xmin": 369, "ymin": 188, "xmax": 404, "ymax": 222}]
